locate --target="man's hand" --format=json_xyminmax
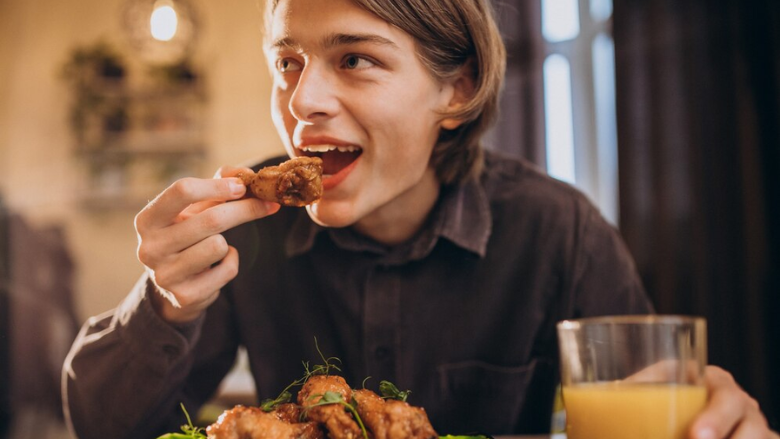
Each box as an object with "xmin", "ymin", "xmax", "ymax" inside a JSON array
[
  {"xmin": 135, "ymin": 167, "xmax": 280, "ymax": 323},
  {"xmin": 690, "ymin": 366, "xmax": 778, "ymax": 439}
]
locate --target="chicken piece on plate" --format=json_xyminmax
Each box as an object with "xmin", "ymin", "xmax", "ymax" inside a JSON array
[
  {"xmin": 353, "ymin": 389, "xmax": 438, "ymax": 439},
  {"xmin": 206, "ymin": 405, "xmax": 324, "ymax": 439},
  {"xmin": 298, "ymin": 375, "xmax": 363, "ymax": 439},
  {"xmin": 237, "ymin": 156, "xmax": 323, "ymax": 207},
  {"xmin": 272, "ymin": 403, "xmax": 305, "ymax": 424}
]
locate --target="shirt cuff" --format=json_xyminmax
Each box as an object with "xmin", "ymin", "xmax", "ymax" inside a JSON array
[{"xmin": 113, "ymin": 274, "xmax": 206, "ymax": 360}]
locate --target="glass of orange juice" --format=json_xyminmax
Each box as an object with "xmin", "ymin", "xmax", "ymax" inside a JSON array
[{"xmin": 557, "ymin": 315, "xmax": 707, "ymax": 439}]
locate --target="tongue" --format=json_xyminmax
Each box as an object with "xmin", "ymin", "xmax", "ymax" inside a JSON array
[{"xmin": 320, "ymin": 150, "xmax": 361, "ymax": 175}]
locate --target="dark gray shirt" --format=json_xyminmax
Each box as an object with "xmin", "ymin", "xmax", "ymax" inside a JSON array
[{"xmin": 63, "ymin": 150, "xmax": 653, "ymax": 439}]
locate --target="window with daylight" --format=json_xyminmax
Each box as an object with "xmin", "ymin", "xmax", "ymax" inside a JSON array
[
  {"xmin": 487, "ymin": 0, "xmax": 619, "ymax": 226},
  {"xmin": 541, "ymin": 0, "xmax": 618, "ymax": 224}
]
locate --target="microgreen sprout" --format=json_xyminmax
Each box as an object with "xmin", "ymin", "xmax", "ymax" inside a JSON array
[
  {"xmin": 305, "ymin": 336, "xmax": 342, "ymax": 376},
  {"xmin": 306, "ymin": 391, "xmax": 369, "ymax": 439},
  {"xmin": 379, "ymin": 380, "xmax": 411, "ymax": 402},
  {"xmin": 156, "ymin": 403, "xmax": 206, "ymax": 439},
  {"xmin": 260, "ymin": 337, "xmax": 342, "ymax": 412},
  {"xmin": 260, "ymin": 389, "xmax": 294, "ymax": 412}
]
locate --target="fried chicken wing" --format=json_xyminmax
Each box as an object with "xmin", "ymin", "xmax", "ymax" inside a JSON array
[
  {"xmin": 353, "ymin": 389, "xmax": 438, "ymax": 439},
  {"xmin": 238, "ymin": 156, "xmax": 323, "ymax": 207},
  {"xmin": 206, "ymin": 405, "xmax": 324, "ymax": 439},
  {"xmin": 298, "ymin": 375, "xmax": 363, "ymax": 439},
  {"xmin": 273, "ymin": 403, "xmax": 305, "ymax": 424},
  {"xmin": 206, "ymin": 374, "xmax": 439, "ymax": 439}
]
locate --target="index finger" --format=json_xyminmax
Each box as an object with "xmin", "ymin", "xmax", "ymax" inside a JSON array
[
  {"xmin": 215, "ymin": 165, "xmax": 255, "ymax": 179},
  {"xmin": 138, "ymin": 177, "xmax": 247, "ymax": 230}
]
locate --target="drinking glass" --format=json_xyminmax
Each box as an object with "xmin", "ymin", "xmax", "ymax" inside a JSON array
[{"xmin": 557, "ymin": 315, "xmax": 707, "ymax": 439}]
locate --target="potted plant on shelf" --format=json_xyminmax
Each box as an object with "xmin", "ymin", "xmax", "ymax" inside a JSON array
[{"xmin": 61, "ymin": 40, "xmax": 129, "ymax": 150}]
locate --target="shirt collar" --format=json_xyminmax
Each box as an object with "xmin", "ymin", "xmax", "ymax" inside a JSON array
[{"xmin": 285, "ymin": 177, "xmax": 492, "ymax": 260}]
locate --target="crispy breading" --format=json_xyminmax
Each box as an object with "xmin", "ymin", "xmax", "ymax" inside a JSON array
[
  {"xmin": 206, "ymin": 405, "xmax": 324, "ymax": 439},
  {"xmin": 238, "ymin": 156, "xmax": 323, "ymax": 207},
  {"xmin": 353, "ymin": 389, "xmax": 438, "ymax": 439},
  {"xmin": 298, "ymin": 375, "xmax": 363, "ymax": 439}
]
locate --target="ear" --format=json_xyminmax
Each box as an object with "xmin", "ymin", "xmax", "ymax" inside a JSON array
[{"xmin": 440, "ymin": 61, "xmax": 476, "ymax": 130}]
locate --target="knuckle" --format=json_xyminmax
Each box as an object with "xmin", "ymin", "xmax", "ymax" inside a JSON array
[
  {"xmin": 248, "ymin": 199, "xmax": 264, "ymax": 216},
  {"xmin": 175, "ymin": 292, "xmax": 195, "ymax": 309},
  {"xmin": 215, "ymin": 166, "xmax": 238, "ymax": 179},
  {"xmin": 215, "ymin": 248, "xmax": 239, "ymax": 281},
  {"xmin": 221, "ymin": 259, "xmax": 239, "ymax": 281},
  {"xmin": 208, "ymin": 234, "xmax": 229, "ymax": 256},
  {"xmin": 170, "ymin": 177, "xmax": 198, "ymax": 199},
  {"xmin": 747, "ymin": 395, "xmax": 760, "ymax": 410},
  {"xmin": 136, "ymin": 242, "xmax": 156, "ymax": 266},
  {"xmin": 200, "ymin": 210, "xmax": 226, "ymax": 234},
  {"xmin": 134, "ymin": 209, "xmax": 149, "ymax": 231},
  {"xmin": 248, "ymin": 198, "xmax": 271, "ymax": 218},
  {"xmin": 151, "ymin": 267, "xmax": 175, "ymax": 290}
]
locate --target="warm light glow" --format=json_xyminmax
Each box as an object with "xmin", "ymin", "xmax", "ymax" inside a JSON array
[{"xmin": 151, "ymin": 4, "xmax": 178, "ymax": 41}]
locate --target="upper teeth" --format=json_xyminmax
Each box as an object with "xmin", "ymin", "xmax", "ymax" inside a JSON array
[{"xmin": 301, "ymin": 144, "xmax": 360, "ymax": 153}]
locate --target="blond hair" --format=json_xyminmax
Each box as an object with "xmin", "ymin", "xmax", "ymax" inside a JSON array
[{"xmin": 265, "ymin": 0, "xmax": 506, "ymax": 185}]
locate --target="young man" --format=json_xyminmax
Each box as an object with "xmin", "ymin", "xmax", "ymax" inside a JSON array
[{"xmin": 63, "ymin": 0, "xmax": 777, "ymax": 438}]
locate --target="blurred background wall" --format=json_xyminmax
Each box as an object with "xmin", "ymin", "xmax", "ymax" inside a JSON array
[
  {"xmin": 0, "ymin": 0, "xmax": 284, "ymax": 436},
  {"xmin": 0, "ymin": 0, "xmax": 283, "ymax": 318}
]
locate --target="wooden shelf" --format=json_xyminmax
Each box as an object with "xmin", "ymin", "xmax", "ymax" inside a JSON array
[{"xmin": 70, "ymin": 79, "xmax": 208, "ymax": 210}]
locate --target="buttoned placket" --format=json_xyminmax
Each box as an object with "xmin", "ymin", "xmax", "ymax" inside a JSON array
[{"xmin": 362, "ymin": 262, "xmax": 401, "ymax": 382}]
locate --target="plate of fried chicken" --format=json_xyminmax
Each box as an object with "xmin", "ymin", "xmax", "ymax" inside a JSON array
[
  {"xmin": 206, "ymin": 374, "xmax": 440, "ymax": 439},
  {"xmin": 160, "ymin": 346, "xmax": 490, "ymax": 439}
]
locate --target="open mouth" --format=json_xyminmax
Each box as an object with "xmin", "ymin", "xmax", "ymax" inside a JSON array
[{"xmin": 298, "ymin": 144, "xmax": 363, "ymax": 176}]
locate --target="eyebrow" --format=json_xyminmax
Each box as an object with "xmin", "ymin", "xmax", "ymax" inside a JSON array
[{"xmin": 271, "ymin": 32, "xmax": 399, "ymax": 51}]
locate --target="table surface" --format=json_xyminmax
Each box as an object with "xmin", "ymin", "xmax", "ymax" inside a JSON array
[
  {"xmin": 496, "ymin": 434, "xmax": 565, "ymax": 439},
  {"xmin": 496, "ymin": 434, "xmax": 566, "ymax": 439}
]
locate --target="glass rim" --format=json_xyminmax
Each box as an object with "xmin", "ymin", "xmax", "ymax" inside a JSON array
[{"xmin": 557, "ymin": 314, "xmax": 705, "ymax": 330}]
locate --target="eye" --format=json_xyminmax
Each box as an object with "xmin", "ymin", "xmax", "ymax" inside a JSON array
[
  {"xmin": 277, "ymin": 58, "xmax": 303, "ymax": 73},
  {"xmin": 342, "ymin": 55, "xmax": 375, "ymax": 70}
]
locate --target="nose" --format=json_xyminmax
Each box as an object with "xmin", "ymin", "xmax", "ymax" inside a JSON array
[{"xmin": 289, "ymin": 64, "xmax": 338, "ymax": 123}]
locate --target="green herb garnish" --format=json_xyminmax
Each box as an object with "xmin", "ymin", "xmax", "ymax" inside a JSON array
[
  {"xmin": 306, "ymin": 391, "xmax": 369, "ymax": 439},
  {"xmin": 305, "ymin": 336, "xmax": 342, "ymax": 376},
  {"xmin": 156, "ymin": 403, "xmax": 206, "ymax": 439},
  {"xmin": 379, "ymin": 380, "xmax": 411, "ymax": 402},
  {"xmin": 260, "ymin": 389, "xmax": 294, "ymax": 412},
  {"xmin": 260, "ymin": 337, "xmax": 342, "ymax": 412}
]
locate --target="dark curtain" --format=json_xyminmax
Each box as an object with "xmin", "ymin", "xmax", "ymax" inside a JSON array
[
  {"xmin": 614, "ymin": 0, "xmax": 780, "ymax": 428},
  {"xmin": 491, "ymin": 0, "xmax": 780, "ymax": 429},
  {"xmin": 488, "ymin": 0, "xmax": 546, "ymax": 165}
]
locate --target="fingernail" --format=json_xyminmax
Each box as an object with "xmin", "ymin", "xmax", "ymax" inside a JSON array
[{"xmin": 696, "ymin": 427, "xmax": 716, "ymax": 439}]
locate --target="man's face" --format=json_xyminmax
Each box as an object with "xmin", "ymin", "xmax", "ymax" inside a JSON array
[{"xmin": 266, "ymin": 0, "xmax": 456, "ymax": 230}]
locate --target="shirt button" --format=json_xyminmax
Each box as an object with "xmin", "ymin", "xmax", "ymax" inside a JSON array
[{"xmin": 374, "ymin": 346, "xmax": 390, "ymax": 360}]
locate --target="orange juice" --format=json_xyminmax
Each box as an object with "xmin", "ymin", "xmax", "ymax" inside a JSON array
[{"xmin": 563, "ymin": 382, "xmax": 707, "ymax": 439}]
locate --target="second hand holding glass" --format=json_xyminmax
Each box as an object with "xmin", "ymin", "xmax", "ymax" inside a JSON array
[{"xmin": 557, "ymin": 315, "xmax": 708, "ymax": 439}]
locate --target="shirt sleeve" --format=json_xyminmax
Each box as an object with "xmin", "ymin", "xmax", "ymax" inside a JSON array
[
  {"xmin": 61, "ymin": 274, "xmax": 237, "ymax": 439},
  {"xmin": 571, "ymin": 203, "xmax": 655, "ymax": 317}
]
